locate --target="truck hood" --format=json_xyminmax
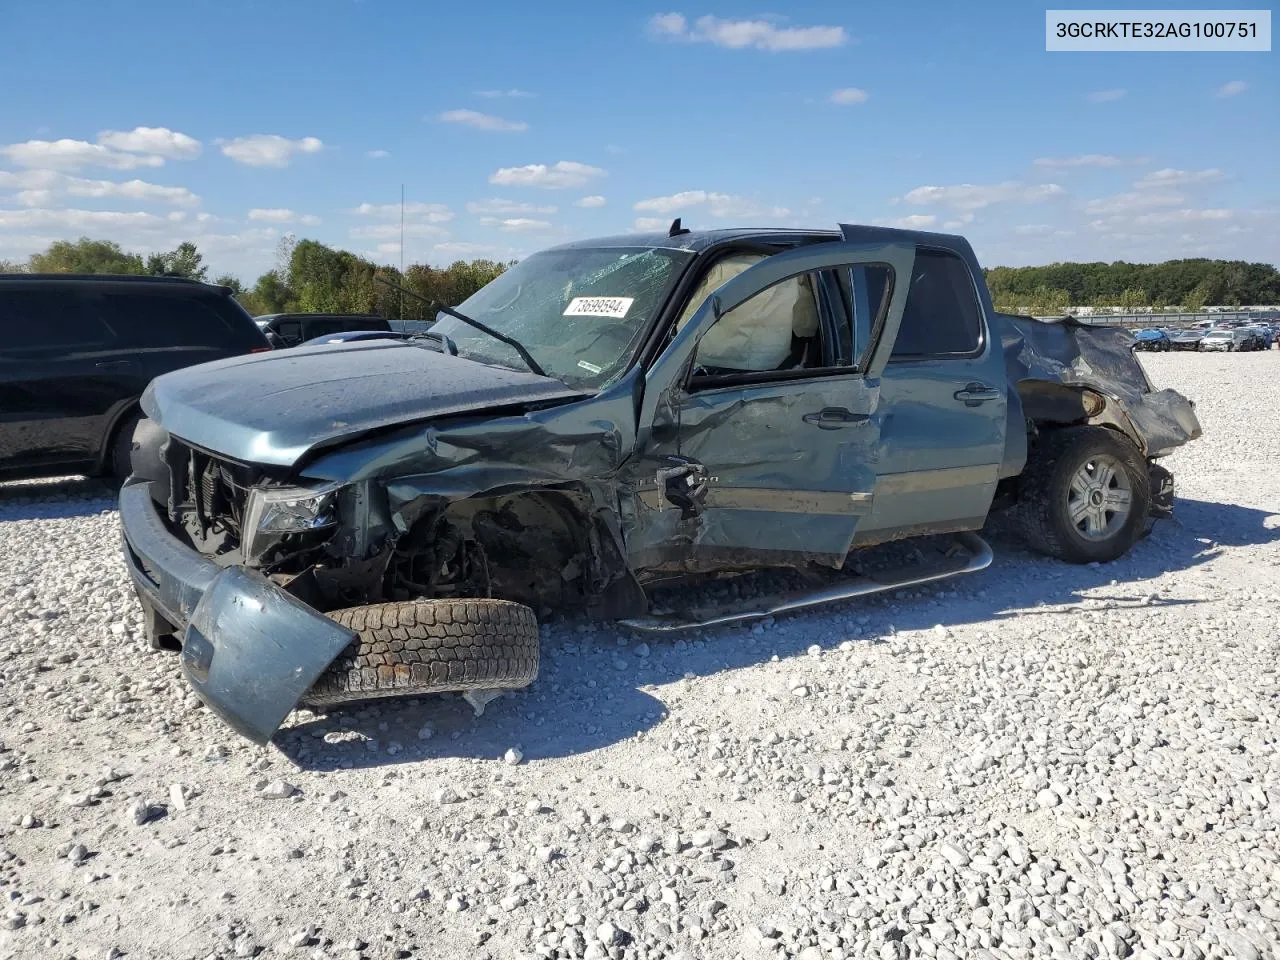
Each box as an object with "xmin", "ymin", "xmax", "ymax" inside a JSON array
[{"xmin": 141, "ymin": 340, "xmax": 585, "ymax": 468}]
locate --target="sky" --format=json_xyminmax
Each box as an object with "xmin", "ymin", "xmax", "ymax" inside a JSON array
[{"xmin": 0, "ymin": 1, "xmax": 1276, "ymax": 280}]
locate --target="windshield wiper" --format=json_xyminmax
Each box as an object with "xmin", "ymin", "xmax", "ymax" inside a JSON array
[{"xmin": 374, "ymin": 276, "xmax": 547, "ymax": 377}]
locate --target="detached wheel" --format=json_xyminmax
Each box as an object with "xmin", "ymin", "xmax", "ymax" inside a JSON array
[
  {"xmin": 301, "ymin": 598, "xmax": 539, "ymax": 707},
  {"xmin": 1016, "ymin": 426, "xmax": 1151, "ymax": 564}
]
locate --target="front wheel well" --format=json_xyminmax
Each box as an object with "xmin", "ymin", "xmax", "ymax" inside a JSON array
[{"xmin": 386, "ymin": 488, "xmax": 644, "ymax": 618}]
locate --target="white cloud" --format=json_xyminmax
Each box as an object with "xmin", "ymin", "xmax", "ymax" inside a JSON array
[
  {"xmin": 829, "ymin": 87, "xmax": 869, "ymax": 105},
  {"xmin": 475, "ymin": 89, "xmax": 535, "ymax": 99},
  {"xmin": 366, "ymin": 149, "xmax": 390, "ymax": 159},
  {"xmin": 632, "ymin": 217, "xmax": 670, "ymax": 232},
  {"xmin": 218, "ymin": 134, "xmax": 324, "ymax": 167},
  {"xmin": 493, "ymin": 217, "xmax": 552, "ymax": 232},
  {"xmin": 350, "ymin": 201, "xmax": 454, "ymax": 222},
  {"xmin": 1084, "ymin": 191, "xmax": 1185, "ymax": 214},
  {"xmin": 575, "ymin": 195, "xmax": 607, "ymax": 208},
  {"xmin": 633, "ymin": 190, "xmax": 789, "ymax": 219},
  {"xmin": 439, "ymin": 109, "xmax": 529, "ymax": 133},
  {"xmin": 0, "ymin": 138, "xmax": 165, "ymax": 171},
  {"xmin": 0, "ymin": 207, "xmax": 171, "ymax": 231},
  {"xmin": 490, "ymin": 161, "xmax": 605, "ymax": 190},
  {"xmin": 1134, "ymin": 168, "xmax": 1224, "ymax": 189},
  {"xmin": 648, "ymin": 12, "xmax": 847, "ymax": 51},
  {"xmin": 1134, "ymin": 208, "xmax": 1234, "ymax": 225},
  {"xmin": 247, "ymin": 208, "xmax": 320, "ymax": 225},
  {"xmin": 903, "ymin": 181, "xmax": 1064, "ymax": 211},
  {"xmin": 1086, "ymin": 88, "xmax": 1127, "ymax": 102},
  {"xmin": 1217, "ymin": 80, "xmax": 1248, "ymax": 98},
  {"xmin": 466, "ymin": 198, "xmax": 556, "ymax": 215},
  {"xmin": 97, "ymin": 126, "xmax": 201, "ymax": 159},
  {"xmin": 349, "ymin": 222, "xmax": 449, "ymax": 240},
  {"xmin": 876, "ymin": 214, "xmax": 937, "ymax": 228},
  {"xmin": 1033, "ymin": 154, "xmax": 1123, "ymax": 169},
  {"xmin": 0, "ymin": 169, "xmax": 199, "ymax": 207},
  {"xmin": 65, "ymin": 176, "xmax": 200, "ymax": 206},
  {"xmin": 433, "ymin": 241, "xmax": 505, "ymax": 256}
]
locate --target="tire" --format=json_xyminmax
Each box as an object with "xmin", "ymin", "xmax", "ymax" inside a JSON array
[
  {"xmin": 301, "ymin": 598, "xmax": 540, "ymax": 707},
  {"xmin": 109, "ymin": 410, "xmax": 142, "ymax": 479},
  {"xmin": 1015, "ymin": 426, "xmax": 1151, "ymax": 564}
]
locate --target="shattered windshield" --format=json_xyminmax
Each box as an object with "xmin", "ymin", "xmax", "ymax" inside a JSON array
[{"xmin": 431, "ymin": 246, "xmax": 693, "ymax": 389}]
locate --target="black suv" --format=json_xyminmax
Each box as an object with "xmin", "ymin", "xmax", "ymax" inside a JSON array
[
  {"xmin": 255, "ymin": 313, "xmax": 391, "ymax": 348},
  {"xmin": 0, "ymin": 274, "xmax": 270, "ymax": 482}
]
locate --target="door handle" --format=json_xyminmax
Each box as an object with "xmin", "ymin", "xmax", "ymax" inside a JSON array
[
  {"xmin": 802, "ymin": 407, "xmax": 868, "ymax": 429},
  {"xmin": 953, "ymin": 382, "xmax": 1002, "ymax": 406},
  {"xmin": 95, "ymin": 359, "xmax": 136, "ymax": 369}
]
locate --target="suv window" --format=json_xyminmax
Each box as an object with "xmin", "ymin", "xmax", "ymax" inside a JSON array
[
  {"xmin": 104, "ymin": 292, "xmax": 259, "ymax": 350},
  {"xmin": 0, "ymin": 289, "xmax": 117, "ymax": 351},
  {"xmin": 890, "ymin": 249, "xmax": 983, "ymax": 359}
]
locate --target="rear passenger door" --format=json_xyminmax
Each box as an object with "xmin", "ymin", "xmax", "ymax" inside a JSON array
[
  {"xmin": 855, "ymin": 245, "xmax": 1008, "ymax": 542},
  {"xmin": 0, "ymin": 287, "xmax": 137, "ymax": 476}
]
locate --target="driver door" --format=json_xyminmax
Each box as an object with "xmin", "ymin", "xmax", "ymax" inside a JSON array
[{"xmin": 624, "ymin": 241, "xmax": 915, "ymax": 573}]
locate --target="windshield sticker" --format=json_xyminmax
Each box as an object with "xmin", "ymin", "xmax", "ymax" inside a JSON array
[
  {"xmin": 564, "ymin": 296, "xmax": 634, "ymax": 319},
  {"xmin": 577, "ymin": 360, "xmax": 603, "ymax": 374}
]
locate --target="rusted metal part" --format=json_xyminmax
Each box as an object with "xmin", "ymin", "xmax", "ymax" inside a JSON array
[{"xmin": 619, "ymin": 532, "xmax": 993, "ymax": 632}]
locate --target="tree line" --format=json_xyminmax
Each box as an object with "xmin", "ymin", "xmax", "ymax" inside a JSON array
[
  {"xmin": 5, "ymin": 237, "xmax": 1279, "ymax": 318},
  {"xmin": 985, "ymin": 258, "xmax": 1280, "ymax": 315},
  {"xmin": 1, "ymin": 236, "xmax": 509, "ymax": 320}
]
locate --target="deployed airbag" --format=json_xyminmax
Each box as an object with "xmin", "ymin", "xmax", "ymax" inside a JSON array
[{"xmin": 678, "ymin": 254, "xmax": 819, "ymax": 371}]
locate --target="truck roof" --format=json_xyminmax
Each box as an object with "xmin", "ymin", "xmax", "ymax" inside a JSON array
[{"xmin": 545, "ymin": 223, "xmax": 971, "ymax": 255}]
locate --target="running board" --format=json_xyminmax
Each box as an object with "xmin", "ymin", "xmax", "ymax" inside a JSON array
[{"xmin": 619, "ymin": 532, "xmax": 993, "ymax": 633}]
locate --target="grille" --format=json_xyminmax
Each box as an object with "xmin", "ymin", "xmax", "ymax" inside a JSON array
[{"xmin": 163, "ymin": 439, "xmax": 260, "ymax": 552}]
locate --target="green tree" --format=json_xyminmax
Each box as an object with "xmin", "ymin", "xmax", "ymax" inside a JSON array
[
  {"xmin": 147, "ymin": 241, "xmax": 208, "ymax": 281},
  {"xmin": 1182, "ymin": 281, "xmax": 1210, "ymax": 312},
  {"xmin": 213, "ymin": 274, "xmax": 245, "ymax": 295},
  {"xmin": 0, "ymin": 258, "xmax": 26, "ymax": 273},
  {"xmin": 1118, "ymin": 287, "xmax": 1148, "ymax": 311},
  {"xmin": 29, "ymin": 237, "xmax": 145, "ymax": 274}
]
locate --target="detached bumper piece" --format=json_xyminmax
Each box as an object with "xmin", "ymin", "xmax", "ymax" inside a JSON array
[
  {"xmin": 1147, "ymin": 463, "xmax": 1176, "ymax": 519},
  {"xmin": 119, "ymin": 482, "xmax": 356, "ymax": 744}
]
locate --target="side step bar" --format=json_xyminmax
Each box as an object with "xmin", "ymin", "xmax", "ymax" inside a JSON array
[{"xmin": 619, "ymin": 532, "xmax": 993, "ymax": 634}]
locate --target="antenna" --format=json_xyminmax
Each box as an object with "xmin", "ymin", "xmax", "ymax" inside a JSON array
[{"xmin": 399, "ymin": 183, "xmax": 405, "ymax": 323}]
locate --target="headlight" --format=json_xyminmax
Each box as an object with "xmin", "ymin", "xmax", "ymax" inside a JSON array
[{"xmin": 242, "ymin": 483, "xmax": 340, "ymax": 562}]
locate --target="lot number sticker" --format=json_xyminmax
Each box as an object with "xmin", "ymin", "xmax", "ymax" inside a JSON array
[{"xmin": 564, "ymin": 296, "xmax": 634, "ymax": 319}]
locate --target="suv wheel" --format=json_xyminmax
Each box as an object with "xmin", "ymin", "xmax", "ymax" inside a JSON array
[
  {"xmin": 109, "ymin": 411, "xmax": 143, "ymax": 479},
  {"xmin": 1016, "ymin": 426, "xmax": 1151, "ymax": 564}
]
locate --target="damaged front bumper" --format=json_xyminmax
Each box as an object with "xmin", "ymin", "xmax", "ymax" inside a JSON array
[{"xmin": 118, "ymin": 481, "xmax": 356, "ymax": 744}]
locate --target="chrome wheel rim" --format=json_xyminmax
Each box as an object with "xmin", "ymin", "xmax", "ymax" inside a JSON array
[{"xmin": 1067, "ymin": 454, "xmax": 1132, "ymax": 541}]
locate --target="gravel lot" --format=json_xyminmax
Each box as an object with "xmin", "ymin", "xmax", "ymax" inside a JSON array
[{"xmin": 1, "ymin": 352, "xmax": 1277, "ymax": 960}]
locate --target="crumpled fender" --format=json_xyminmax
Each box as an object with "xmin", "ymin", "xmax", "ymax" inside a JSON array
[{"xmin": 181, "ymin": 566, "xmax": 356, "ymax": 744}]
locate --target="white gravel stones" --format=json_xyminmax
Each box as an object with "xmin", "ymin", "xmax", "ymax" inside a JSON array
[
  {"xmin": 502, "ymin": 746, "xmax": 523, "ymax": 765},
  {"xmin": 0, "ymin": 354, "xmax": 1277, "ymax": 959},
  {"xmin": 254, "ymin": 778, "xmax": 296, "ymax": 800}
]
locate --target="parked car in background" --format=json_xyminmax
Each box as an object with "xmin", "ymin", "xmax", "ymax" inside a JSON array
[
  {"xmin": 1200, "ymin": 328, "xmax": 1250, "ymax": 352},
  {"xmin": 255, "ymin": 313, "xmax": 391, "ymax": 348},
  {"xmin": 1170, "ymin": 328, "xmax": 1205, "ymax": 351},
  {"xmin": 1133, "ymin": 328, "xmax": 1171, "ymax": 352},
  {"xmin": 0, "ymin": 274, "xmax": 270, "ymax": 482},
  {"xmin": 300, "ymin": 330, "xmax": 417, "ymax": 347},
  {"xmin": 1246, "ymin": 325, "xmax": 1272, "ymax": 349}
]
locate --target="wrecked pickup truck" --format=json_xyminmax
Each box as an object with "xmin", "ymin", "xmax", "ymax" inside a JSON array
[{"xmin": 119, "ymin": 223, "xmax": 1201, "ymax": 743}]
